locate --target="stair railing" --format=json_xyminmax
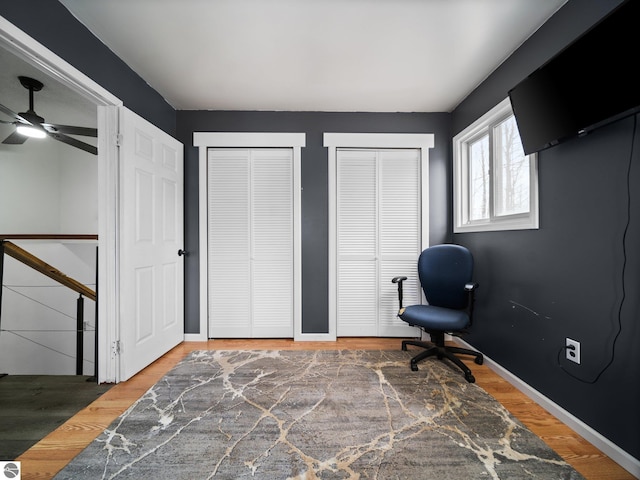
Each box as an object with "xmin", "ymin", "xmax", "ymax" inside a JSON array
[{"xmin": 0, "ymin": 235, "xmax": 97, "ymax": 376}]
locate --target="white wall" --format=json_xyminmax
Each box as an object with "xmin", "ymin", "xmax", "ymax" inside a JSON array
[
  {"xmin": 59, "ymin": 143, "xmax": 99, "ymax": 233},
  {"xmin": 0, "ymin": 136, "xmax": 97, "ymax": 233},
  {"xmin": 0, "ymin": 137, "xmax": 98, "ymax": 374},
  {"xmin": 0, "ymin": 138, "xmax": 61, "ymax": 232}
]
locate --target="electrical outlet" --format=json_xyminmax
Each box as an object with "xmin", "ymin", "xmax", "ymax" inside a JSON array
[{"xmin": 566, "ymin": 338, "xmax": 581, "ymax": 364}]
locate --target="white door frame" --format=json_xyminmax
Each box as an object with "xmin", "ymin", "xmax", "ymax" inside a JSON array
[
  {"xmin": 324, "ymin": 133, "xmax": 434, "ymax": 341},
  {"xmin": 194, "ymin": 132, "xmax": 305, "ymax": 341},
  {"xmin": 0, "ymin": 17, "xmax": 123, "ymax": 382}
]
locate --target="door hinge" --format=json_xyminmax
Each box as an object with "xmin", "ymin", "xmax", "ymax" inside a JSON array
[
  {"xmin": 112, "ymin": 340, "xmax": 121, "ymax": 357},
  {"xmin": 113, "ymin": 133, "xmax": 123, "ymax": 147}
]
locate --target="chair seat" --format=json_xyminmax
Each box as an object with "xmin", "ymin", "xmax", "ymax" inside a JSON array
[{"xmin": 399, "ymin": 304, "xmax": 469, "ymax": 331}]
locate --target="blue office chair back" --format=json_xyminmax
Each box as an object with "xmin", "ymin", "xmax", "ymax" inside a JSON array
[{"xmin": 418, "ymin": 244, "xmax": 473, "ymax": 310}]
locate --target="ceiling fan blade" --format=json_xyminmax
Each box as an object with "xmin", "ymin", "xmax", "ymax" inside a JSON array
[
  {"xmin": 0, "ymin": 102, "xmax": 19, "ymax": 120},
  {"xmin": 2, "ymin": 130, "xmax": 29, "ymax": 145},
  {"xmin": 47, "ymin": 131, "xmax": 97, "ymax": 155},
  {"xmin": 0, "ymin": 103, "xmax": 32, "ymax": 125},
  {"xmin": 0, "ymin": 103, "xmax": 34, "ymax": 125},
  {"xmin": 42, "ymin": 123, "xmax": 98, "ymax": 137}
]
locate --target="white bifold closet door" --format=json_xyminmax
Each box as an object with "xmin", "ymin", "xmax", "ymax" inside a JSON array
[
  {"xmin": 208, "ymin": 148, "xmax": 294, "ymax": 338},
  {"xmin": 336, "ymin": 148, "xmax": 422, "ymax": 337}
]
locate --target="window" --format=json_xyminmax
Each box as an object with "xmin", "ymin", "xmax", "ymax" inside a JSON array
[{"xmin": 454, "ymin": 98, "xmax": 539, "ymax": 232}]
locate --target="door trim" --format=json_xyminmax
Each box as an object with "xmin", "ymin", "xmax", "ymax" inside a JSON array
[
  {"xmin": 0, "ymin": 17, "xmax": 124, "ymax": 382},
  {"xmin": 194, "ymin": 132, "xmax": 305, "ymax": 341},
  {"xmin": 323, "ymin": 133, "xmax": 435, "ymax": 341}
]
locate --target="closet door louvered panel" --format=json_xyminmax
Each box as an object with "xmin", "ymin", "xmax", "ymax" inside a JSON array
[
  {"xmin": 337, "ymin": 150, "xmax": 377, "ymax": 257},
  {"xmin": 336, "ymin": 148, "xmax": 421, "ymax": 337},
  {"xmin": 379, "ymin": 150, "xmax": 421, "ymax": 258},
  {"xmin": 208, "ymin": 148, "xmax": 294, "ymax": 338},
  {"xmin": 251, "ymin": 149, "xmax": 294, "ymax": 337},
  {"xmin": 208, "ymin": 149, "xmax": 251, "ymax": 337},
  {"xmin": 379, "ymin": 150, "xmax": 422, "ymax": 336},
  {"xmin": 336, "ymin": 150, "xmax": 377, "ymax": 335},
  {"xmin": 379, "ymin": 261, "xmax": 421, "ymax": 336}
]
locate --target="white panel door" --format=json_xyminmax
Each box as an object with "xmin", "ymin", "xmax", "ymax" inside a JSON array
[
  {"xmin": 119, "ymin": 107, "xmax": 184, "ymax": 381},
  {"xmin": 336, "ymin": 148, "xmax": 421, "ymax": 337},
  {"xmin": 208, "ymin": 148, "xmax": 294, "ymax": 338}
]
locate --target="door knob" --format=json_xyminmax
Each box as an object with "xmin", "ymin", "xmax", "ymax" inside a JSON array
[{"xmin": 178, "ymin": 249, "xmax": 188, "ymax": 256}]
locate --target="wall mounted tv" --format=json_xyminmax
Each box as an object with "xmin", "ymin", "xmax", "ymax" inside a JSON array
[{"xmin": 508, "ymin": 0, "xmax": 640, "ymax": 155}]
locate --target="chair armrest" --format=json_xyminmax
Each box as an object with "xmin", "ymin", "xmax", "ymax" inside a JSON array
[
  {"xmin": 465, "ymin": 282, "xmax": 478, "ymax": 325},
  {"xmin": 391, "ymin": 276, "xmax": 408, "ymax": 310}
]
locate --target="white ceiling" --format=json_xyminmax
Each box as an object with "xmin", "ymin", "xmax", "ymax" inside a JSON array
[{"xmin": 58, "ymin": 0, "xmax": 567, "ymax": 113}]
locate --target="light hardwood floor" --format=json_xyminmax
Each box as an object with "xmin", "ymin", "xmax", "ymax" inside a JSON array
[{"xmin": 16, "ymin": 338, "xmax": 635, "ymax": 480}]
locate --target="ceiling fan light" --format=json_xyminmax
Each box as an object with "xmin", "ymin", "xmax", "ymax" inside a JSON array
[{"xmin": 16, "ymin": 124, "xmax": 46, "ymax": 139}]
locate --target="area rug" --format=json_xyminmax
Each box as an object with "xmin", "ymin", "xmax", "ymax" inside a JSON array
[{"xmin": 54, "ymin": 350, "xmax": 583, "ymax": 479}]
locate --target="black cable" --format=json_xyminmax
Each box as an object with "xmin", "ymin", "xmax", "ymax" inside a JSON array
[
  {"xmin": 2, "ymin": 285, "xmax": 77, "ymax": 320},
  {"xmin": 557, "ymin": 113, "xmax": 636, "ymax": 383},
  {"xmin": 1, "ymin": 328, "xmax": 96, "ymax": 333},
  {"xmin": 2, "ymin": 330, "xmax": 95, "ymax": 364}
]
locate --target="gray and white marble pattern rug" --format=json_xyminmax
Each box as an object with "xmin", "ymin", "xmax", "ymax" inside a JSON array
[{"xmin": 54, "ymin": 349, "xmax": 584, "ymax": 479}]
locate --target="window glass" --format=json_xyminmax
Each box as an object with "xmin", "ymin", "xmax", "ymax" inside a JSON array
[
  {"xmin": 494, "ymin": 115, "xmax": 529, "ymax": 217},
  {"xmin": 469, "ymin": 134, "xmax": 489, "ymax": 221}
]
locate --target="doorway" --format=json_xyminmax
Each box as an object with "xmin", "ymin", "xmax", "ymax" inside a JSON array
[
  {"xmin": 0, "ymin": 17, "xmax": 184, "ymax": 384},
  {"xmin": 194, "ymin": 132, "xmax": 305, "ymax": 340},
  {"xmin": 324, "ymin": 133, "xmax": 434, "ymax": 340},
  {"xmin": 335, "ymin": 147, "xmax": 423, "ymax": 337},
  {"xmin": 207, "ymin": 147, "xmax": 295, "ymax": 338},
  {"xmin": 0, "ymin": 19, "xmax": 121, "ymax": 382}
]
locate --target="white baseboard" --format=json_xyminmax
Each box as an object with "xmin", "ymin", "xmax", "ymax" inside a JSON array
[
  {"xmin": 184, "ymin": 333, "xmax": 208, "ymax": 342},
  {"xmin": 184, "ymin": 333, "xmax": 338, "ymax": 342},
  {"xmin": 453, "ymin": 338, "xmax": 640, "ymax": 479},
  {"xmin": 294, "ymin": 333, "xmax": 337, "ymax": 342}
]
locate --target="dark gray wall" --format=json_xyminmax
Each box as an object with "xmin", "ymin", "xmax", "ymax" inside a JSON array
[
  {"xmin": 0, "ymin": 1, "xmax": 176, "ymax": 135},
  {"xmin": 176, "ymin": 111, "xmax": 451, "ymax": 334},
  {"xmin": 452, "ymin": 0, "xmax": 639, "ymax": 460}
]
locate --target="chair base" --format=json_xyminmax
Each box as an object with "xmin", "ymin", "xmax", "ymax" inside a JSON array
[{"xmin": 402, "ymin": 333, "xmax": 483, "ymax": 383}]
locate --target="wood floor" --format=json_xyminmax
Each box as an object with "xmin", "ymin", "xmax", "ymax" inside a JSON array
[{"xmin": 16, "ymin": 338, "xmax": 635, "ymax": 480}]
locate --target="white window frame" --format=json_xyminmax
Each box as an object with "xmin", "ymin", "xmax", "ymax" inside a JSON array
[{"xmin": 453, "ymin": 98, "xmax": 539, "ymax": 233}]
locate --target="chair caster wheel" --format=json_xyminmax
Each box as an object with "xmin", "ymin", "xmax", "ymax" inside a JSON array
[
  {"xmin": 474, "ymin": 356, "xmax": 483, "ymax": 365},
  {"xmin": 465, "ymin": 373, "xmax": 475, "ymax": 383},
  {"xmin": 410, "ymin": 362, "xmax": 419, "ymax": 372}
]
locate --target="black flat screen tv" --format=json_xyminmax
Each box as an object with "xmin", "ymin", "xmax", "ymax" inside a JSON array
[{"xmin": 508, "ymin": 0, "xmax": 640, "ymax": 155}]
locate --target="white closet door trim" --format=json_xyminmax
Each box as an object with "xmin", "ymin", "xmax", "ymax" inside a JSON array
[
  {"xmin": 195, "ymin": 132, "xmax": 305, "ymax": 341},
  {"xmin": 195, "ymin": 132, "xmax": 305, "ymax": 148},
  {"xmin": 324, "ymin": 133, "xmax": 434, "ymax": 341}
]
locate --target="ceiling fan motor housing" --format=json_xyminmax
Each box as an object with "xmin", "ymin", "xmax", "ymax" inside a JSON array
[{"xmin": 19, "ymin": 76, "xmax": 44, "ymax": 92}]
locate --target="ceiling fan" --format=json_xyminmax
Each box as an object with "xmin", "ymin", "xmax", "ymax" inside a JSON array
[{"xmin": 0, "ymin": 76, "xmax": 97, "ymax": 155}]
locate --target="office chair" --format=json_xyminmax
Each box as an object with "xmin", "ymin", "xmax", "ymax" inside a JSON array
[{"xmin": 392, "ymin": 244, "xmax": 483, "ymax": 383}]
